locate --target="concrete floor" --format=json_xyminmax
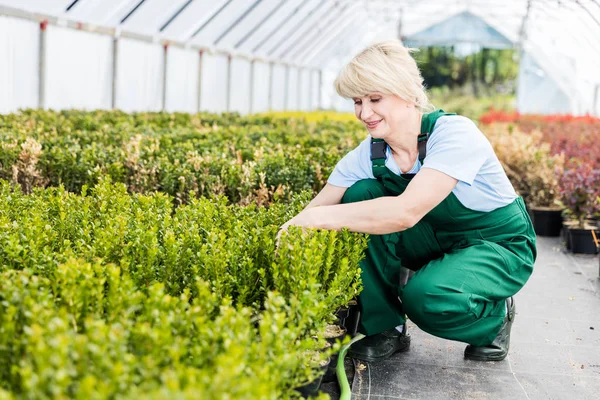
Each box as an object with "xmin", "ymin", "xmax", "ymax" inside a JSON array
[{"xmin": 322, "ymin": 236, "xmax": 600, "ymax": 400}]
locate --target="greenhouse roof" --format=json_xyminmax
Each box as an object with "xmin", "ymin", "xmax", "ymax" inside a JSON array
[
  {"xmin": 1, "ymin": 0, "xmax": 599, "ymax": 68},
  {"xmin": 0, "ymin": 0, "xmax": 599, "ymax": 115}
]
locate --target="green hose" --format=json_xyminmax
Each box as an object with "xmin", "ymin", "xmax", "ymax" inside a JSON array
[{"xmin": 336, "ymin": 333, "xmax": 365, "ymax": 400}]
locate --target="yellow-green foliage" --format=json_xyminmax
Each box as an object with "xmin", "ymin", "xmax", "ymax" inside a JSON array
[
  {"xmin": 428, "ymin": 88, "xmax": 515, "ymax": 121},
  {"xmin": 0, "ymin": 110, "xmax": 365, "ymax": 204},
  {"xmin": 0, "ymin": 179, "xmax": 366, "ymax": 399},
  {"xmin": 260, "ymin": 111, "xmax": 358, "ymax": 123}
]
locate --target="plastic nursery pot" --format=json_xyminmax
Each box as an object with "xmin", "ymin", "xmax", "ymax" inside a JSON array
[
  {"xmin": 562, "ymin": 220, "xmax": 579, "ymax": 250},
  {"xmin": 568, "ymin": 227, "xmax": 599, "ymax": 254},
  {"xmin": 528, "ymin": 207, "xmax": 564, "ymax": 237},
  {"xmin": 334, "ymin": 306, "xmax": 350, "ymax": 326},
  {"xmin": 321, "ymin": 340, "xmax": 338, "ymax": 383},
  {"xmin": 343, "ymin": 300, "xmax": 361, "ymax": 337},
  {"xmin": 324, "ymin": 324, "xmax": 347, "ymax": 345},
  {"xmin": 295, "ymin": 356, "xmax": 330, "ymax": 398}
]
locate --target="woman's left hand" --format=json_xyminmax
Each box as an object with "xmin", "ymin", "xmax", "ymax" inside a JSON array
[{"xmin": 276, "ymin": 209, "xmax": 317, "ymax": 248}]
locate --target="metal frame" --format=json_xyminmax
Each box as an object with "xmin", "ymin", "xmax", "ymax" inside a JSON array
[
  {"xmin": 111, "ymin": 36, "xmax": 119, "ymax": 109},
  {"xmin": 188, "ymin": 0, "xmax": 234, "ymax": 40},
  {"xmin": 162, "ymin": 43, "xmax": 169, "ymax": 111},
  {"xmin": 300, "ymin": 16, "xmax": 363, "ymax": 66},
  {"xmin": 160, "ymin": 0, "xmax": 195, "ymax": 32},
  {"xmin": 288, "ymin": 4, "xmax": 360, "ymax": 62},
  {"xmin": 0, "ymin": 2, "xmax": 321, "ymax": 115},
  {"xmin": 251, "ymin": 0, "xmax": 313, "ymax": 53},
  {"xmin": 38, "ymin": 20, "xmax": 47, "ymax": 109},
  {"xmin": 278, "ymin": 1, "xmax": 355, "ymax": 60},
  {"xmin": 10, "ymin": 0, "xmax": 600, "ymax": 115},
  {"xmin": 266, "ymin": 0, "xmax": 332, "ymax": 56},
  {"xmin": 235, "ymin": 0, "xmax": 292, "ymax": 49},
  {"xmin": 214, "ymin": 0, "xmax": 264, "ymax": 46},
  {"xmin": 121, "ymin": 0, "xmax": 147, "ymax": 24}
]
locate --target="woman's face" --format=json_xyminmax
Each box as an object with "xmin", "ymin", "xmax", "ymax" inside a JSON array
[{"xmin": 353, "ymin": 93, "xmax": 416, "ymax": 139}]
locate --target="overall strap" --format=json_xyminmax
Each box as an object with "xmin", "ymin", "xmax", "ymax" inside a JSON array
[
  {"xmin": 370, "ymin": 138, "xmax": 387, "ymax": 178},
  {"xmin": 370, "ymin": 109, "xmax": 456, "ymax": 175},
  {"xmin": 417, "ymin": 109, "xmax": 456, "ymax": 162}
]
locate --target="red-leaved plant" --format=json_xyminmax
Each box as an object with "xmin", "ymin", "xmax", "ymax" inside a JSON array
[{"xmin": 558, "ymin": 163, "xmax": 600, "ymax": 228}]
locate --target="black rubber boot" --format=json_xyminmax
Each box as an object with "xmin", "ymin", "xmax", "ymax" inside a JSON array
[
  {"xmin": 464, "ymin": 297, "xmax": 515, "ymax": 361},
  {"xmin": 348, "ymin": 325, "xmax": 411, "ymax": 363}
]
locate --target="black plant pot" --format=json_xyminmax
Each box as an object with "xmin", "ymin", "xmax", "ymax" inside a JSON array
[
  {"xmin": 528, "ymin": 207, "xmax": 563, "ymax": 237},
  {"xmin": 569, "ymin": 228, "xmax": 599, "ymax": 254},
  {"xmin": 295, "ymin": 357, "xmax": 330, "ymax": 398},
  {"xmin": 343, "ymin": 301, "xmax": 360, "ymax": 337},
  {"xmin": 334, "ymin": 306, "xmax": 350, "ymax": 326},
  {"xmin": 321, "ymin": 351, "xmax": 339, "ymax": 383},
  {"xmin": 562, "ymin": 221, "xmax": 580, "ymax": 250},
  {"xmin": 325, "ymin": 324, "xmax": 347, "ymax": 345}
]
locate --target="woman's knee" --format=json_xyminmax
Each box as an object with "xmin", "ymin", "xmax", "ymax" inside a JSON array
[
  {"xmin": 341, "ymin": 179, "xmax": 387, "ymax": 204},
  {"xmin": 400, "ymin": 275, "xmax": 471, "ymax": 330}
]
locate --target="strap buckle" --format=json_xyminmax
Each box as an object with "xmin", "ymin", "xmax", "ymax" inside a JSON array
[{"xmin": 370, "ymin": 140, "xmax": 387, "ymax": 160}]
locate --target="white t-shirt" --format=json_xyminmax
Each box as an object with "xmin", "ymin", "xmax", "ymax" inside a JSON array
[{"xmin": 327, "ymin": 115, "xmax": 517, "ymax": 212}]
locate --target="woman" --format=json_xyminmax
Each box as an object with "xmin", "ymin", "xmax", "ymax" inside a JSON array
[{"xmin": 279, "ymin": 40, "xmax": 536, "ymax": 363}]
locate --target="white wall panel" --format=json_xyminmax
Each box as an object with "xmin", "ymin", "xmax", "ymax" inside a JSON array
[
  {"xmin": 45, "ymin": 26, "xmax": 112, "ymax": 110},
  {"xmin": 116, "ymin": 38, "xmax": 163, "ymax": 112},
  {"xmin": 0, "ymin": 16, "xmax": 38, "ymax": 113},
  {"xmin": 165, "ymin": 46, "xmax": 199, "ymax": 113},
  {"xmin": 200, "ymin": 53, "xmax": 228, "ymax": 113},
  {"xmin": 251, "ymin": 61, "xmax": 270, "ymax": 113},
  {"xmin": 286, "ymin": 67, "xmax": 299, "ymax": 110},
  {"xmin": 300, "ymin": 69, "xmax": 311, "ymax": 111},
  {"xmin": 311, "ymin": 70, "xmax": 320, "ymax": 110},
  {"xmin": 271, "ymin": 64, "xmax": 286, "ymax": 111},
  {"xmin": 229, "ymin": 58, "xmax": 251, "ymax": 115}
]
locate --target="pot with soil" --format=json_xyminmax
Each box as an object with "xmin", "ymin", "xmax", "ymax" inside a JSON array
[
  {"xmin": 321, "ymin": 324, "xmax": 346, "ymax": 383},
  {"xmin": 562, "ymin": 219, "xmax": 579, "ymax": 250},
  {"xmin": 528, "ymin": 206, "xmax": 564, "ymax": 237},
  {"xmin": 334, "ymin": 305, "xmax": 350, "ymax": 326},
  {"xmin": 343, "ymin": 299, "xmax": 360, "ymax": 337},
  {"xmin": 295, "ymin": 354, "xmax": 330, "ymax": 398},
  {"xmin": 568, "ymin": 224, "xmax": 599, "ymax": 254},
  {"xmin": 321, "ymin": 341, "xmax": 337, "ymax": 383}
]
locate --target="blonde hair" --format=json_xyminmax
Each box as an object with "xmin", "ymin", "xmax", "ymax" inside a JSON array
[{"xmin": 334, "ymin": 40, "xmax": 433, "ymax": 113}]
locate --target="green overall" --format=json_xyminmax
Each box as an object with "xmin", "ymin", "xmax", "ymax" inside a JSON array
[{"xmin": 342, "ymin": 110, "xmax": 537, "ymax": 346}]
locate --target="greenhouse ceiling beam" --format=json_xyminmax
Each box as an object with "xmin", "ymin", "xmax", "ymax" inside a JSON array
[
  {"xmin": 309, "ymin": 21, "xmax": 389, "ymax": 68},
  {"xmin": 267, "ymin": 1, "xmax": 356, "ymax": 58},
  {"xmin": 234, "ymin": 0, "xmax": 292, "ymax": 49},
  {"xmin": 574, "ymin": 0, "xmax": 600, "ymax": 29},
  {"xmin": 265, "ymin": 0, "xmax": 333, "ymax": 56},
  {"xmin": 251, "ymin": 0, "xmax": 313, "ymax": 53},
  {"xmin": 120, "ymin": 0, "xmax": 146, "ymax": 24},
  {"xmin": 287, "ymin": 4, "xmax": 361, "ymax": 62},
  {"xmin": 159, "ymin": 0, "xmax": 195, "ymax": 32},
  {"xmin": 188, "ymin": 0, "xmax": 234, "ymax": 39},
  {"xmin": 214, "ymin": 0, "xmax": 264, "ymax": 46},
  {"xmin": 518, "ymin": 0, "xmax": 532, "ymax": 45},
  {"xmin": 66, "ymin": 0, "xmax": 83, "ymax": 12},
  {"xmin": 533, "ymin": 0, "xmax": 600, "ymax": 60},
  {"xmin": 298, "ymin": 15, "xmax": 363, "ymax": 65},
  {"xmin": 278, "ymin": 1, "xmax": 354, "ymax": 60},
  {"xmin": 0, "ymin": 3, "xmax": 317, "ymax": 72}
]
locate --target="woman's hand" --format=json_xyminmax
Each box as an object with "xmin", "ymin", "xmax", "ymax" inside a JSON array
[{"xmin": 276, "ymin": 209, "xmax": 316, "ymax": 248}]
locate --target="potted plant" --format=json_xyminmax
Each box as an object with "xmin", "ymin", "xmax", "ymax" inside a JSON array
[
  {"xmin": 295, "ymin": 351, "xmax": 330, "ymax": 398},
  {"xmin": 524, "ymin": 150, "xmax": 565, "ymax": 236},
  {"xmin": 321, "ymin": 323, "xmax": 347, "ymax": 383},
  {"xmin": 486, "ymin": 126, "xmax": 565, "ymax": 235},
  {"xmin": 559, "ymin": 163, "xmax": 600, "ymax": 254}
]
